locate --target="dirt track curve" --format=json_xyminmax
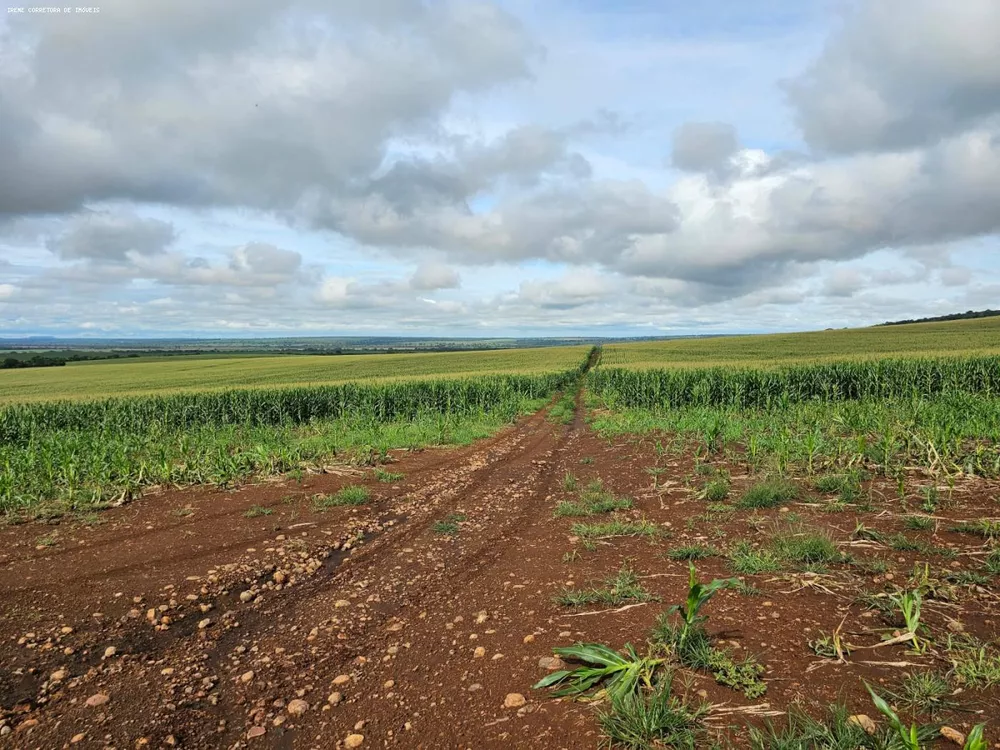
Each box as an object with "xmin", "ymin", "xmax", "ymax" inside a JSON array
[
  {"xmin": 3, "ymin": 389, "xmax": 999, "ymax": 749},
  {"xmin": 1, "ymin": 397, "xmax": 611, "ymax": 749}
]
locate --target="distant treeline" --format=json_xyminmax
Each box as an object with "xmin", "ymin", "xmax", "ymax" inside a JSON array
[
  {"xmin": 879, "ymin": 309, "xmax": 1000, "ymax": 326},
  {"xmin": 1, "ymin": 352, "xmax": 141, "ymax": 369}
]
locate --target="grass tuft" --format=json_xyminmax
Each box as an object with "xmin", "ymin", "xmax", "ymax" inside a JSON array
[{"xmin": 737, "ymin": 479, "xmax": 799, "ymax": 509}]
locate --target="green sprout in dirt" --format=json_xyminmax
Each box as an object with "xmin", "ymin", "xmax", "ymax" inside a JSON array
[
  {"xmin": 667, "ymin": 544, "xmax": 719, "ymax": 561},
  {"xmin": 885, "ymin": 671, "xmax": 956, "ymax": 718},
  {"xmin": 596, "ymin": 673, "xmax": 706, "ymax": 750},
  {"xmin": 571, "ymin": 518, "xmax": 659, "ymax": 539},
  {"xmin": 532, "ymin": 642, "xmax": 665, "ymax": 701},
  {"xmin": 244, "ymin": 504, "xmax": 273, "ymax": 518},
  {"xmin": 737, "ymin": 478, "xmax": 799, "ymax": 509},
  {"xmin": 562, "ymin": 472, "xmax": 578, "ymax": 491},
  {"xmin": 666, "ymin": 563, "xmax": 738, "ymax": 649},
  {"xmin": 555, "ymin": 480, "xmax": 633, "ymax": 517},
  {"xmin": 555, "ymin": 565, "xmax": 659, "ymax": 608},
  {"xmin": 889, "ymin": 589, "xmax": 926, "ymax": 653},
  {"xmin": 314, "ymin": 485, "xmax": 370, "ymax": 508},
  {"xmin": 432, "ymin": 512, "xmax": 467, "ymax": 535},
  {"xmin": 374, "ymin": 468, "xmax": 404, "ymax": 483}
]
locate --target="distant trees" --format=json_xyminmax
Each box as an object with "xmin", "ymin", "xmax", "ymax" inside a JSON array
[{"xmin": 879, "ymin": 309, "xmax": 1000, "ymax": 326}]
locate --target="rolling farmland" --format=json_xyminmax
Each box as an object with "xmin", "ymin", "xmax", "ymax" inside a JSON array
[
  {"xmin": 3, "ymin": 327, "xmax": 999, "ymax": 748},
  {"xmin": 0, "ymin": 345, "xmax": 591, "ymax": 403}
]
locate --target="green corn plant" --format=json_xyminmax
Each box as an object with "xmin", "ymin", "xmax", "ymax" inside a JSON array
[
  {"xmin": 666, "ymin": 562, "xmax": 739, "ymax": 649},
  {"xmin": 532, "ymin": 642, "xmax": 665, "ymax": 701},
  {"xmin": 890, "ymin": 589, "xmax": 925, "ymax": 653},
  {"xmin": 964, "ymin": 724, "xmax": 988, "ymax": 750},
  {"xmin": 867, "ymin": 683, "xmax": 921, "ymax": 750}
]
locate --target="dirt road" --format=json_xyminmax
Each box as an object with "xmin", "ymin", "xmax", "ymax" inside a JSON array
[{"xmin": 2, "ymin": 397, "xmax": 998, "ymax": 748}]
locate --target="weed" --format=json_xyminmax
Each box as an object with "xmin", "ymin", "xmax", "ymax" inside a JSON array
[
  {"xmin": 244, "ymin": 505, "xmax": 273, "ymax": 518},
  {"xmin": 313, "ymin": 485, "xmax": 370, "ymax": 508},
  {"xmin": 699, "ymin": 477, "xmax": 731, "ymax": 502},
  {"xmin": 733, "ymin": 579, "xmax": 764, "ymax": 596},
  {"xmin": 866, "ymin": 684, "xmax": 934, "ymax": 750},
  {"xmin": 771, "ymin": 526, "xmax": 841, "ymax": 565},
  {"xmin": 172, "ymin": 506, "xmax": 194, "ymax": 517},
  {"xmin": 374, "ymin": 468, "xmax": 404, "ymax": 483},
  {"xmin": 562, "ymin": 550, "xmax": 579, "ymax": 563},
  {"xmin": 748, "ymin": 703, "xmax": 894, "ymax": 749},
  {"xmin": 903, "ymin": 515, "xmax": 935, "ymax": 531},
  {"xmin": 555, "ymin": 565, "xmax": 659, "ymax": 607},
  {"xmin": 738, "ymin": 479, "xmax": 799, "ymax": 509},
  {"xmin": 886, "ymin": 671, "xmax": 955, "ymax": 717},
  {"xmin": 951, "ymin": 519, "xmax": 1000, "ymax": 539},
  {"xmin": 984, "ymin": 547, "xmax": 1000, "ymax": 574},
  {"xmin": 947, "ymin": 636, "xmax": 1000, "ymax": 688},
  {"xmin": 728, "ymin": 541, "xmax": 782, "ymax": 575},
  {"xmin": 947, "ymin": 569, "xmax": 989, "ymax": 586},
  {"xmin": 706, "ymin": 649, "xmax": 767, "ymax": 699},
  {"xmin": 853, "ymin": 557, "xmax": 889, "ymax": 574},
  {"xmin": 432, "ymin": 513, "xmax": 467, "ymax": 535},
  {"xmin": 920, "ymin": 485, "xmax": 940, "ymax": 513},
  {"xmin": 705, "ymin": 502, "xmax": 735, "ymax": 515},
  {"xmin": 596, "ymin": 675, "xmax": 706, "ymax": 750},
  {"xmin": 36, "ymin": 531, "xmax": 59, "ymax": 548},
  {"xmin": 667, "ymin": 544, "xmax": 720, "ymax": 561},
  {"xmin": 562, "ymin": 472, "xmax": 578, "ymax": 491},
  {"xmin": 554, "ymin": 483, "xmax": 633, "ymax": 517},
  {"xmin": 580, "ymin": 457, "xmax": 594, "ymax": 464}
]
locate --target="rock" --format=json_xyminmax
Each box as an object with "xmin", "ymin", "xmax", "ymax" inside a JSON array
[
  {"xmin": 333, "ymin": 674, "xmax": 352, "ymax": 686},
  {"xmin": 71, "ymin": 733, "xmax": 85, "ymax": 743},
  {"xmin": 241, "ymin": 671, "xmax": 255, "ymax": 683},
  {"xmin": 383, "ymin": 680, "xmax": 395, "ymax": 689},
  {"xmin": 273, "ymin": 571, "xmax": 287, "ymax": 584},
  {"xmin": 198, "ymin": 618, "xmax": 212, "ymax": 629},
  {"xmin": 239, "ymin": 591, "xmax": 254, "ymax": 602},
  {"xmin": 538, "ymin": 656, "xmax": 565, "ymax": 671},
  {"xmin": 947, "ymin": 620, "xmax": 965, "ymax": 633},
  {"xmin": 287, "ymin": 699, "xmax": 309, "ymax": 717},
  {"xmin": 335, "ymin": 599, "xmax": 351, "ymax": 608},
  {"xmin": 344, "ymin": 734, "xmax": 364, "ymax": 748},
  {"xmin": 247, "ymin": 726, "xmax": 266, "ymax": 739},
  {"xmin": 848, "ymin": 715, "xmax": 877, "ymax": 735},
  {"xmin": 696, "ymin": 689, "xmax": 709, "ymax": 699},
  {"xmin": 473, "ymin": 646, "xmax": 486, "ymax": 658},
  {"xmin": 16, "ymin": 719, "xmax": 39, "ymax": 732},
  {"xmin": 523, "ymin": 635, "xmax": 535, "ymax": 644},
  {"xmin": 50, "ymin": 668, "xmax": 68, "ymax": 682},
  {"xmin": 468, "ymin": 683, "xmax": 482, "ymax": 692},
  {"xmin": 103, "ymin": 646, "xmax": 117, "ymax": 659},
  {"xmin": 504, "ymin": 693, "xmax": 526, "ymax": 708},
  {"xmin": 85, "ymin": 693, "xmax": 110, "ymax": 707},
  {"xmin": 941, "ymin": 727, "xmax": 966, "ymax": 745},
  {"xmin": 327, "ymin": 691, "xmax": 342, "ymax": 706},
  {"xmin": 491, "ymin": 653, "xmax": 504, "ymax": 660}
]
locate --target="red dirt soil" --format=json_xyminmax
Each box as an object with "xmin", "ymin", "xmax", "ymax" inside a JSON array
[{"xmin": 1, "ymin": 401, "xmax": 998, "ymax": 748}]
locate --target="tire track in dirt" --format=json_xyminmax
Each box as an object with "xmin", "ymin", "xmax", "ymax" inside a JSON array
[{"xmin": 0, "ymin": 399, "xmax": 591, "ymax": 747}]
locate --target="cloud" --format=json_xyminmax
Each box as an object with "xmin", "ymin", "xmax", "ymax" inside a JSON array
[
  {"xmin": 785, "ymin": 0, "xmax": 1000, "ymax": 153},
  {"xmin": 45, "ymin": 212, "xmax": 175, "ymax": 261},
  {"xmin": 410, "ymin": 262, "xmax": 460, "ymax": 290},
  {"xmin": 670, "ymin": 122, "xmax": 739, "ymax": 173}
]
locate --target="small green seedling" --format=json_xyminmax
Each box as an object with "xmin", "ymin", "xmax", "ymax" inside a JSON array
[{"xmin": 667, "ymin": 562, "xmax": 738, "ymax": 649}]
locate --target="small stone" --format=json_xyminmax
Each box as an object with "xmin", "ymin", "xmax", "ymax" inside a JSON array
[
  {"xmin": 198, "ymin": 618, "xmax": 212, "ymax": 629},
  {"xmin": 491, "ymin": 652, "xmax": 504, "ymax": 661},
  {"xmin": 504, "ymin": 693, "xmax": 526, "ymax": 708},
  {"xmin": 522, "ymin": 634, "xmax": 535, "ymax": 644},
  {"xmin": 85, "ymin": 693, "xmax": 110, "ymax": 707},
  {"xmin": 947, "ymin": 620, "xmax": 965, "ymax": 633},
  {"xmin": 884, "ymin": 573, "xmax": 895, "ymax": 581},
  {"xmin": 849, "ymin": 715, "xmax": 877, "ymax": 735},
  {"xmin": 335, "ymin": 599, "xmax": 351, "ymax": 608},
  {"xmin": 327, "ymin": 691, "xmax": 342, "ymax": 706},
  {"xmin": 50, "ymin": 668, "xmax": 68, "ymax": 682},
  {"xmin": 473, "ymin": 646, "xmax": 486, "ymax": 658},
  {"xmin": 344, "ymin": 734, "xmax": 364, "ymax": 748},
  {"xmin": 247, "ymin": 726, "xmax": 266, "ymax": 739},
  {"xmin": 273, "ymin": 571, "xmax": 286, "ymax": 584},
  {"xmin": 468, "ymin": 683, "xmax": 482, "ymax": 692},
  {"xmin": 696, "ymin": 689, "xmax": 709, "ymax": 699},
  {"xmin": 71, "ymin": 734, "xmax": 85, "ymax": 743},
  {"xmin": 941, "ymin": 727, "xmax": 966, "ymax": 745},
  {"xmin": 538, "ymin": 656, "xmax": 565, "ymax": 671},
  {"xmin": 287, "ymin": 699, "xmax": 309, "ymax": 717},
  {"xmin": 383, "ymin": 679, "xmax": 395, "ymax": 689},
  {"xmin": 103, "ymin": 646, "xmax": 116, "ymax": 659},
  {"xmin": 333, "ymin": 674, "xmax": 351, "ymax": 686},
  {"xmin": 241, "ymin": 671, "xmax": 255, "ymax": 683},
  {"xmin": 240, "ymin": 590, "xmax": 254, "ymax": 602}
]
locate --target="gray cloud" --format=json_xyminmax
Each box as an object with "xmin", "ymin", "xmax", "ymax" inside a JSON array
[
  {"xmin": 410, "ymin": 262, "xmax": 460, "ymax": 290},
  {"xmin": 46, "ymin": 213, "xmax": 175, "ymax": 261},
  {"xmin": 670, "ymin": 122, "xmax": 739, "ymax": 173},
  {"xmin": 785, "ymin": 0, "xmax": 1000, "ymax": 154}
]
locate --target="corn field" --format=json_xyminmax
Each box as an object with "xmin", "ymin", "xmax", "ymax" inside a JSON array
[
  {"xmin": 0, "ymin": 361, "xmax": 590, "ymax": 516},
  {"xmin": 588, "ymin": 356, "xmax": 1000, "ymax": 410}
]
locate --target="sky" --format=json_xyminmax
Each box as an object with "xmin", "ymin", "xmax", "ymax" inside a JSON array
[{"xmin": 0, "ymin": 0, "xmax": 998, "ymax": 338}]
